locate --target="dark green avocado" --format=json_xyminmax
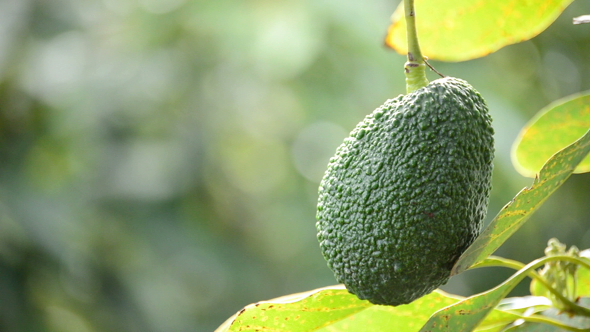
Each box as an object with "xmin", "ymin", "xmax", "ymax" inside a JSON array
[{"xmin": 316, "ymin": 77, "xmax": 494, "ymax": 306}]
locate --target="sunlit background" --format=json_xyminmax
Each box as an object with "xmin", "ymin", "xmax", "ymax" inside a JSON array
[{"xmin": 0, "ymin": 0, "xmax": 588, "ymax": 331}]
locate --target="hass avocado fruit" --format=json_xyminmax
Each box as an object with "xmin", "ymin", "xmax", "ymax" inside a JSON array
[{"xmin": 316, "ymin": 77, "xmax": 494, "ymax": 306}]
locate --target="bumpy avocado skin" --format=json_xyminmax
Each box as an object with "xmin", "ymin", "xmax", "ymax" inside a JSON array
[{"xmin": 316, "ymin": 77, "xmax": 494, "ymax": 306}]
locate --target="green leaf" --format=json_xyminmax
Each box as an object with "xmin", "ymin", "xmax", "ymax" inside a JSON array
[
  {"xmin": 215, "ymin": 286, "xmax": 458, "ymax": 332},
  {"xmin": 214, "ymin": 285, "xmax": 371, "ymax": 332},
  {"xmin": 474, "ymin": 308, "xmax": 522, "ymax": 332},
  {"xmin": 216, "ymin": 285, "xmax": 459, "ymax": 332},
  {"xmin": 578, "ymin": 250, "xmax": 590, "ymax": 297},
  {"xmin": 385, "ymin": 0, "xmax": 575, "ymax": 62},
  {"xmin": 317, "ymin": 290, "xmax": 459, "ymax": 331},
  {"xmin": 452, "ymin": 129, "xmax": 590, "ymax": 275},
  {"xmin": 420, "ymin": 256, "xmax": 578, "ymax": 332},
  {"xmin": 216, "ymin": 285, "xmax": 520, "ymax": 332},
  {"xmin": 512, "ymin": 92, "xmax": 590, "ymax": 178}
]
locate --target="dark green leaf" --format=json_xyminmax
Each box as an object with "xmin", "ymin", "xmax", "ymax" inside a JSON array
[
  {"xmin": 452, "ymin": 130, "xmax": 590, "ymax": 275},
  {"xmin": 421, "ymin": 256, "xmax": 573, "ymax": 332}
]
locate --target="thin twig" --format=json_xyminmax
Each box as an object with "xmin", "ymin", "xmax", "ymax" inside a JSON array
[{"xmin": 424, "ymin": 57, "xmax": 445, "ymax": 78}]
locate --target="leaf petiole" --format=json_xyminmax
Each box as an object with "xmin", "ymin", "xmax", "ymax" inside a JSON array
[{"xmin": 403, "ymin": 0, "xmax": 429, "ymax": 93}]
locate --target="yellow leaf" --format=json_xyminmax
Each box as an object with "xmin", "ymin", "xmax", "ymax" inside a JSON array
[{"xmin": 386, "ymin": 0, "xmax": 574, "ymax": 62}]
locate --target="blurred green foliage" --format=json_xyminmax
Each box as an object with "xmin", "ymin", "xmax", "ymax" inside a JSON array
[{"xmin": 0, "ymin": 0, "xmax": 588, "ymax": 331}]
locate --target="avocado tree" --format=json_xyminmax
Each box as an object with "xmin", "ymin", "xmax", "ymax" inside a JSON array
[{"xmin": 216, "ymin": 0, "xmax": 590, "ymax": 331}]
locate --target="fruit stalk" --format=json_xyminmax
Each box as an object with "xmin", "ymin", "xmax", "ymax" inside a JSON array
[{"xmin": 404, "ymin": 0, "xmax": 429, "ymax": 93}]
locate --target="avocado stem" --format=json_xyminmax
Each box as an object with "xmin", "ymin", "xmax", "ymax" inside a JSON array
[{"xmin": 403, "ymin": 0, "xmax": 429, "ymax": 93}]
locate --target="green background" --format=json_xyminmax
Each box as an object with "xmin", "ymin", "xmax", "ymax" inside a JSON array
[{"xmin": 0, "ymin": 0, "xmax": 588, "ymax": 331}]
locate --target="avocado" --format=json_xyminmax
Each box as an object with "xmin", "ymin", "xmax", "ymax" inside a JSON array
[{"xmin": 316, "ymin": 77, "xmax": 494, "ymax": 306}]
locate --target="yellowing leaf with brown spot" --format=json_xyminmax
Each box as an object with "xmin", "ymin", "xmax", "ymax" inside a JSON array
[
  {"xmin": 386, "ymin": 0, "xmax": 574, "ymax": 62},
  {"xmin": 215, "ymin": 285, "xmax": 521, "ymax": 332}
]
